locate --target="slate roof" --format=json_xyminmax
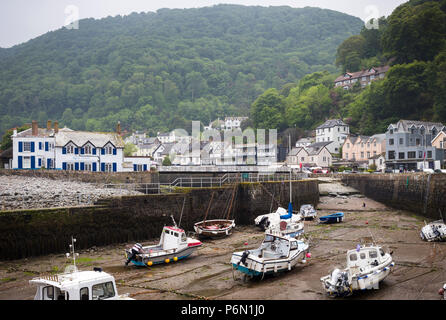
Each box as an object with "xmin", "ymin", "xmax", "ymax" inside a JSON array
[
  {"xmin": 54, "ymin": 131, "xmax": 124, "ymax": 148},
  {"xmin": 334, "ymin": 66, "xmax": 390, "ymax": 83},
  {"xmin": 316, "ymin": 119, "xmax": 347, "ymax": 130}
]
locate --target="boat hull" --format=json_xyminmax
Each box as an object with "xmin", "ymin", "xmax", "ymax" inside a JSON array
[
  {"xmin": 319, "ymin": 213, "xmax": 344, "ymax": 224},
  {"xmin": 127, "ymin": 245, "xmax": 200, "ymax": 267},
  {"xmin": 231, "ymin": 246, "xmax": 308, "ymax": 278}
]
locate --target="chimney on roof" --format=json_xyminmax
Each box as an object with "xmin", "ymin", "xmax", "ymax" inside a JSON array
[
  {"xmin": 117, "ymin": 121, "xmax": 121, "ymax": 135},
  {"xmin": 47, "ymin": 120, "xmax": 52, "ymax": 131},
  {"xmin": 32, "ymin": 120, "xmax": 38, "ymax": 136},
  {"xmin": 54, "ymin": 121, "xmax": 59, "ymax": 133},
  {"xmin": 13, "ymin": 128, "xmax": 17, "ymax": 137}
]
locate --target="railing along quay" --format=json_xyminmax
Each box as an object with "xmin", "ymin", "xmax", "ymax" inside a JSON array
[{"xmin": 104, "ymin": 172, "xmax": 309, "ymax": 194}]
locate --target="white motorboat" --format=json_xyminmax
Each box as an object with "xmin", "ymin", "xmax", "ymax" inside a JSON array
[
  {"xmin": 231, "ymin": 232, "xmax": 310, "ymax": 279},
  {"xmin": 300, "ymin": 204, "xmax": 317, "ymax": 220},
  {"xmin": 320, "ymin": 244, "xmax": 394, "ymax": 297},
  {"xmin": 420, "ymin": 220, "xmax": 446, "ymax": 242},
  {"xmin": 30, "ymin": 237, "xmax": 133, "ymax": 300},
  {"xmin": 125, "ymin": 217, "xmax": 202, "ymax": 267},
  {"xmin": 254, "ymin": 207, "xmax": 302, "ymax": 231}
]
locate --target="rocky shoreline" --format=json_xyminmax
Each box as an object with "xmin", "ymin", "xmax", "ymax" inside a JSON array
[{"xmin": 0, "ymin": 176, "xmax": 143, "ymax": 211}]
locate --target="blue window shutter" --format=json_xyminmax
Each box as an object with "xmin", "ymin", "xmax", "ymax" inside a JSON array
[
  {"xmin": 101, "ymin": 163, "xmax": 105, "ymax": 172},
  {"xmin": 143, "ymin": 164, "xmax": 147, "ymax": 171},
  {"xmin": 75, "ymin": 162, "xmax": 79, "ymax": 171},
  {"xmin": 113, "ymin": 148, "xmax": 117, "ymax": 155},
  {"xmin": 19, "ymin": 142, "xmax": 23, "ymax": 152},
  {"xmin": 81, "ymin": 148, "xmax": 85, "ymax": 155},
  {"xmin": 38, "ymin": 158, "xmax": 41, "ymax": 167},
  {"xmin": 113, "ymin": 163, "xmax": 117, "ymax": 172},
  {"xmin": 39, "ymin": 142, "xmax": 42, "ymax": 150},
  {"xmin": 101, "ymin": 148, "xmax": 105, "ymax": 155},
  {"xmin": 133, "ymin": 164, "xmax": 137, "ymax": 172},
  {"xmin": 18, "ymin": 156, "xmax": 23, "ymax": 169},
  {"xmin": 93, "ymin": 148, "xmax": 97, "ymax": 155},
  {"xmin": 75, "ymin": 148, "xmax": 79, "ymax": 155},
  {"xmin": 62, "ymin": 147, "xmax": 66, "ymax": 154},
  {"xmin": 31, "ymin": 142, "xmax": 35, "ymax": 152},
  {"xmin": 92, "ymin": 163, "xmax": 97, "ymax": 172},
  {"xmin": 31, "ymin": 156, "xmax": 35, "ymax": 169},
  {"xmin": 47, "ymin": 159, "xmax": 51, "ymax": 169},
  {"xmin": 45, "ymin": 142, "xmax": 49, "ymax": 151},
  {"xmin": 62, "ymin": 162, "xmax": 67, "ymax": 170},
  {"xmin": 80, "ymin": 162, "xmax": 85, "ymax": 171}
]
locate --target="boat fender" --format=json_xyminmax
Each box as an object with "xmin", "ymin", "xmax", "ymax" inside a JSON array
[
  {"xmin": 165, "ymin": 258, "xmax": 170, "ymax": 263},
  {"xmin": 173, "ymin": 257, "xmax": 178, "ymax": 262},
  {"xmin": 238, "ymin": 251, "xmax": 250, "ymax": 267},
  {"xmin": 147, "ymin": 261, "xmax": 153, "ymax": 266}
]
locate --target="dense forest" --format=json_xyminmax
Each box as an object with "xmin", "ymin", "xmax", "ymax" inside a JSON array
[
  {"xmin": 0, "ymin": 4, "xmax": 364, "ymax": 137},
  {"xmin": 252, "ymin": 0, "xmax": 446, "ymax": 136}
]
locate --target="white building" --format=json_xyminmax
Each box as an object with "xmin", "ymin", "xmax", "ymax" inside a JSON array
[
  {"xmin": 12, "ymin": 120, "xmax": 152, "ymax": 172},
  {"xmin": 221, "ymin": 117, "xmax": 249, "ymax": 131},
  {"xmin": 315, "ymin": 119, "xmax": 349, "ymax": 154}
]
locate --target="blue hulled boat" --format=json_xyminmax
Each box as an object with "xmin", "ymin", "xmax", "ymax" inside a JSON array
[{"xmin": 319, "ymin": 212, "xmax": 344, "ymax": 224}]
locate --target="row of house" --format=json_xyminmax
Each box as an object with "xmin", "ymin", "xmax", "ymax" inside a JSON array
[
  {"xmin": 285, "ymin": 118, "xmax": 446, "ymax": 172},
  {"xmin": 10, "ymin": 120, "xmax": 155, "ymax": 172}
]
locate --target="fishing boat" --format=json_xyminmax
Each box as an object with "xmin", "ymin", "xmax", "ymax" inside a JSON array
[
  {"xmin": 420, "ymin": 220, "xmax": 446, "ymax": 242},
  {"xmin": 319, "ymin": 212, "xmax": 344, "ymax": 224},
  {"xmin": 125, "ymin": 216, "xmax": 202, "ymax": 267},
  {"xmin": 30, "ymin": 237, "xmax": 133, "ymax": 300},
  {"xmin": 231, "ymin": 232, "xmax": 310, "ymax": 280},
  {"xmin": 300, "ymin": 204, "xmax": 317, "ymax": 220},
  {"xmin": 320, "ymin": 244, "xmax": 394, "ymax": 297},
  {"xmin": 194, "ymin": 186, "xmax": 237, "ymax": 238}
]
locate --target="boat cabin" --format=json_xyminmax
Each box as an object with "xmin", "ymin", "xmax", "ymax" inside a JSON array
[
  {"xmin": 159, "ymin": 226, "xmax": 188, "ymax": 250},
  {"xmin": 346, "ymin": 246, "xmax": 386, "ymax": 270},
  {"xmin": 29, "ymin": 268, "xmax": 120, "ymax": 300}
]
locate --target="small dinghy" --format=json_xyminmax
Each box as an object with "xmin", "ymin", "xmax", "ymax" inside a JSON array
[
  {"xmin": 320, "ymin": 244, "xmax": 394, "ymax": 297},
  {"xmin": 300, "ymin": 204, "xmax": 317, "ymax": 220},
  {"xmin": 30, "ymin": 237, "xmax": 133, "ymax": 300},
  {"xmin": 194, "ymin": 185, "xmax": 237, "ymax": 238},
  {"xmin": 420, "ymin": 220, "xmax": 446, "ymax": 242},
  {"xmin": 125, "ymin": 216, "xmax": 202, "ymax": 267},
  {"xmin": 231, "ymin": 232, "xmax": 310, "ymax": 280},
  {"xmin": 319, "ymin": 212, "xmax": 344, "ymax": 224}
]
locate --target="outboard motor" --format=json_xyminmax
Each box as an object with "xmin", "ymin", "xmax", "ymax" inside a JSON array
[
  {"xmin": 238, "ymin": 251, "xmax": 250, "ymax": 267},
  {"xmin": 258, "ymin": 217, "xmax": 269, "ymax": 231}
]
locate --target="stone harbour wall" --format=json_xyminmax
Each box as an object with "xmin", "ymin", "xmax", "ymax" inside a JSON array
[
  {"xmin": 0, "ymin": 179, "xmax": 319, "ymax": 260},
  {"xmin": 340, "ymin": 173, "xmax": 446, "ymax": 220}
]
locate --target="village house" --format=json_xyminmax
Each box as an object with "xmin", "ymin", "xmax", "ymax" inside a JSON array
[
  {"xmin": 221, "ymin": 117, "xmax": 249, "ymax": 131},
  {"xmin": 368, "ymin": 152, "xmax": 386, "ymax": 172},
  {"xmin": 334, "ymin": 65, "xmax": 390, "ymax": 90},
  {"xmin": 286, "ymin": 141, "xmax": 332, "ymax": 169},
  {"xmin": 385, "ymin": 120, "xmax": 445, "ymax": 170},
  {"xmin": 11, "ymin": 120, "xmax": 152, "ymax": 172},
  {"xmin": 315, "ymin": 119, "xmax": 349, "ymax": 154},
  {"xmin": 342, "ymin": 134, "xmax": 386, "ymax": 162}
]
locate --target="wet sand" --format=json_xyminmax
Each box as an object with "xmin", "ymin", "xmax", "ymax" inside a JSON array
[{"xmin": 1, "ymin": 189, "xmax": 445, "ymax": 300}]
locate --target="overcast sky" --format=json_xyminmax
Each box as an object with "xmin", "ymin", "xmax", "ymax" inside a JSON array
[{"xmin": 0, "ymin": 0, "xmax": 407, "ymax": 48}]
